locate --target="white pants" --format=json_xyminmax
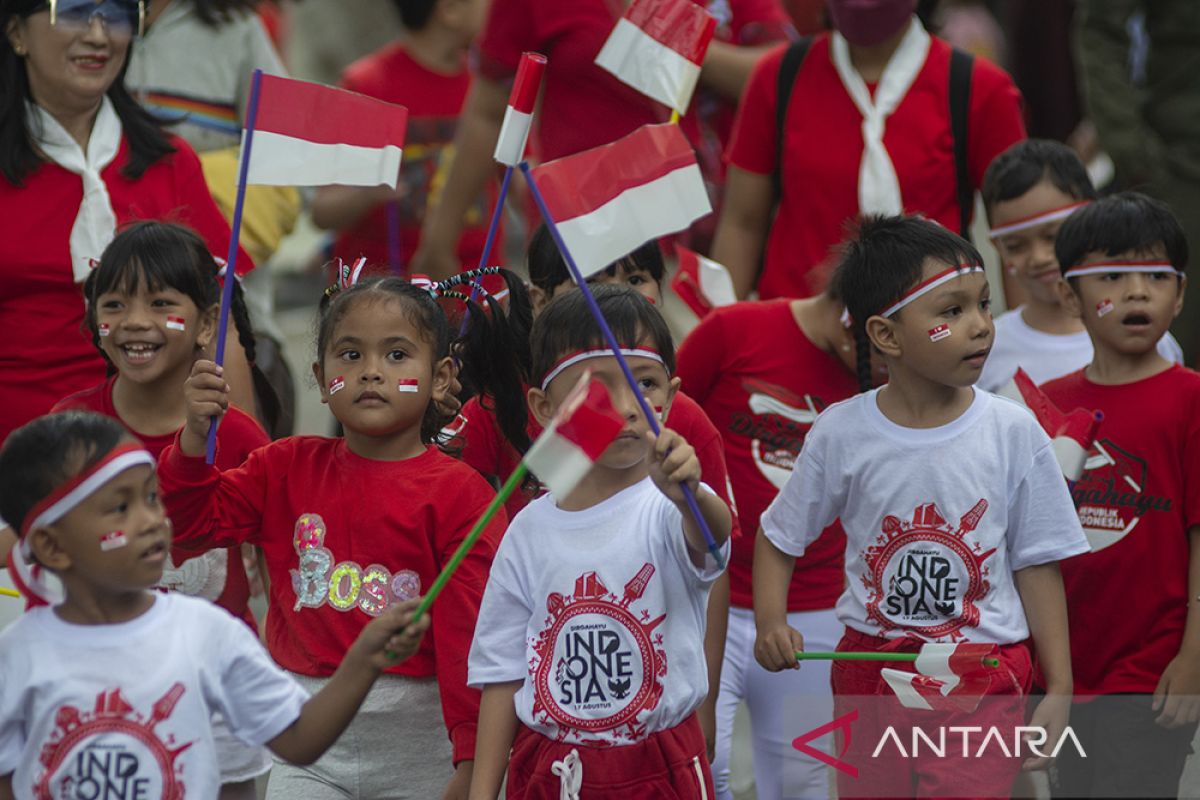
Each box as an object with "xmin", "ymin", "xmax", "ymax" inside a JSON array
[{"xmin": 713, "ymin": 606, "xmax": 841, "ymax": 800}]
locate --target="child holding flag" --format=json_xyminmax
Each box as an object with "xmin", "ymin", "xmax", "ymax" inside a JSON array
[
  {"xmin": 1039, "ymin": 193, "xmax": 1200, "ymax": 799},
  {"xmin": 754, "ymin": 216, "xmax": 1088, "ymax": 797},
  {"xmin": 157, "ymin": 274, "xmax": 528, "ymax": 797},
  {"xmin": 467, "ymin": 285, "xmax": 732, "ymax": 798}
]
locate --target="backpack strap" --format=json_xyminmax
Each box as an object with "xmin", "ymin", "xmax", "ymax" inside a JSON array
[
  {"xmin": 772, "ymin": 36, "xmax": 813, "ymax": 205},
  {"xmin": 949, "ymin": 47, "xmax": 974, "ymax": 239}
]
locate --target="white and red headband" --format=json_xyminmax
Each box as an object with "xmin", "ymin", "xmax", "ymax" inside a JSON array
[
  {"xmin": 988, "ymin": 201, "xmax": 1089, "ymax": 240},
  {"xmin": 879, "ymin": 265, "xmax": 986, "ymax": 318},
  {"xmin": 541, "ymin": 348, "xmax": 665, "ymax": 391},
  {"xmin": 1063, "ymin": 260, "xmax": 1181, "ymax": 281}
]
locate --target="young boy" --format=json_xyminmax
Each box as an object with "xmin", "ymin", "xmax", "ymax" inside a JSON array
[
  {"xmin": 0, "ymin": 411, "xmax": 427, "ymax": 797},
  {"xmin": 1041, "ymin": 193, "xmax": 1200, "ymax": 798},
  {"xmin": 978, "ymin": 139, "xmax": 1182, "ymax": 392},
  {"xmin": 310, "ymin": 0, "xmax": 494, "ymax": 275}
]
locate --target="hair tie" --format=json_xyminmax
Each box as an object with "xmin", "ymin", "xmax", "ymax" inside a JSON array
[{"xmin": 433, "ymin": 266, "xmax": 502, "ymax": 295}]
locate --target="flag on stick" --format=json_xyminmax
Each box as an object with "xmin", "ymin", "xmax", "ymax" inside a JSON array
[
  {"xmin": 529, "ymin": 124, "xmax": 711, "ymax": 279},
  {"xmin": 879, "ymin": 643, "xmax": 999, "ymax": 712},
  {"xmin": 671, "ymin": 243, "xmax": 737, "ymax": 317},
  {"xmin": 494, "ymin": 52, "xmax": 547, "ymax": 167},
  {"xmin": 595, "ymin": 0, "xmax": 716, "ymax": 114},
  {"xmin": 1001, "ymin": 368, "xmax": 1103, "ymax": 481},
  {"xmin": 523, "ymin": 376, "xmax": 626, "ymax": 498}
]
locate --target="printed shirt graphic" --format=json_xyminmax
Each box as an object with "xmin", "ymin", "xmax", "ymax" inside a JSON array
[
  {"xmin": 468, "ymin": 478, "xmax": 728, "ymax": 746},
  {"xmin": 1042, "ymin": 365, "xmax": 1200, "ymax": 694},
  {"xmin": 760, "ymin": 389, "xmax": 1088, "ymax": 643}
]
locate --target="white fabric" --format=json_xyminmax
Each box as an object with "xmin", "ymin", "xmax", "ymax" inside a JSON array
[
  {"xmin": 830, "ymin": 18, "xmax": 931, "ymax": 216},
  {"xmin": 0, "ymin": 594, "xmax": 308, "ymax": 796},
  {"xmin": 26, "ymin": 98, "xmax": 122, "ymax": 282},
  {"xmin": 976, "ymin": 306, "xmax": 1184, "ymax": 392},
  {"xmin": 244, "ymin": 130, "xmax": 402, "ymax": 188},
  {"xmin": 551, "ymin": 748, "xmax": 583, "ymax": 800},
  {"xmin": 761, "ymin": 389, "xmax": 1089, "ymax": 644},
  {"xmin": 540, "ymin": 348, "xmax": 664, "ymax": 390},
  {"xmin": 494, "ymin": 107, "xmax": 533, "ymax": 166},
  {"xmin": 594, "ymin": 17, "xmax": 704, "ymax": 113},
  {"xmin": 1063, "ymin": 263, "xmax": 1179, "ymax": 279},
  {"xmin": 468, "ymin": 477, "xmax": 729, "ymax": 746},
  {"xmin": 26, "ymin": 449, "xmax": 156, "ymax": 535}
]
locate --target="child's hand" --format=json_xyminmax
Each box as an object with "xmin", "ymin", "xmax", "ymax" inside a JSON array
[
  {"xmin": 1023, "ymin": 693, "xmax": 1070, "ymax": 771},
  {"xmin": 754, "ymin": 621, "xmax": 805, "ymax": 672},
  {"xmin": 646, "ymin": 429, "xmax": 700, "ymax": 506},
  {"xmin": 351, "ymin": 598, "xmax": 430, "ymax": 671},
  {"xmin": 1153, "ymin": 649, "xmax": 1200, "ymax": 728},
  {"xmin": 180, "ymin": 359, "xmax": 230, "ymax": 456}
]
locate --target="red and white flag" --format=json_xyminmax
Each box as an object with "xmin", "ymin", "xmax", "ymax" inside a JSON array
[
  {"xmin": 522, "ymin": 375, "xmax": 625, "ymax": 498},
  {"xmin": 671, "ymin": 243, "xmax": 737, "ymax": 318},
  {"xmin": 494, "ymin": 52, "xmax": 547, "ymax": 167},
  {"xmin": 244, "ymin": 74, "xmax": 408, "ymax": 188},
  {"xmin": 881, "ymin": 642, "xmax": 998, "ymax": 713},
  {"xmin": 530, "ymin": 124, "xmax": 711, "ymax": 278},
  {"xmin": 1001, "ymin": 368, "xmax": 1103, "ymax": 481},
  {"xmin": 595, "ymin": 0, "xmax": 716, "ymax": 114}
]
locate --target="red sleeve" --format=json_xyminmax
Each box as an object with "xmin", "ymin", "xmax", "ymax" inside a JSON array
[
  {"xmin": 727, "ymin": 0, "xmax": 794, "ymax": 44},
  {"xmin": 158, "ymin": 434, "xmax": 271, "ymax": 549},
  {"xmin": 677, "ymin": 309, "xmax": 728, "ymax": 406},
  {"xmin": 433, "ymin": 471, "xmax": 507, "ymax": 763},
  {"xmin": 218, "ymin": 407, "xmax": 270, "ymax": 467},
  {"xmin": 726, "ymin": 43, "xmax": 787, "ymax": 175},
  {"xmin": 477, "ymin": 0, "xmax": 536, "ymax": 82},
  {"xmin": 168, "ymin": 138, "xmax": 257, "ymax": 275},
  {"xmin": 458, "ymin": 396, "xmax": 503, "ymax": 480},
  {"xmin": 965, "ymin": 56, "xmax": 1026, "ymax": 189}
]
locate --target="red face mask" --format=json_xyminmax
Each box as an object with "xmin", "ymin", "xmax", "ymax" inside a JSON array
[{"xmin": 827, "ymin": 0, "xmax": 915, "ymax": 47}]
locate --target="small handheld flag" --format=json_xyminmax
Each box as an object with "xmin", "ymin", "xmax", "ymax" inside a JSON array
[
  {"xmin": 671, "ymin": 244, "xmax": 737, "ymax": 318},
  {"xmin": 1003, "ymin": 368, "xmax": 1103, "ymax": 481},
  {"xmin": 595, "ymin": 0, "xmax": 717, "ymax": 114},
  {"xmin": 494, "ymin": 52, "xmax": 547, "ymax": 167}
]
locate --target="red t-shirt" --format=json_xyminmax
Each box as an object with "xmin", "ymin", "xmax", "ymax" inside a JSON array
[
  {"xmin": 158, "ymin": 436, "xmax": 505, "ymax": 763},
  {"xmin": 1041, "ymin": 365, "xmax": 1200, "ymax": 695},
  {"xmin": 337, "ymin": 44, "xmax": 498, "ymax": 274},
  {"xmin": 678, "ymin": 299, "xmax": 856, "ymax": 610},
  {"xmin": 0, "ymin": 136, "xmax": 252, "ymax": 446},
  {"xmin": 727, "ymin": 34, "xmax": 1025, "ymax": 299},
  {"xmin": 51, "ymin": 376, "xmax": 268, "ymax": 626},
  {"xmin": 458, "ymin": 390, "xmax": 740, "ymax": 538}
]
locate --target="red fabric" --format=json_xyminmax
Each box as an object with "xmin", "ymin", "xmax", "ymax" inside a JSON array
[
  {"xmin": 727, "ymin": 34, "xmax": 1025, "ymax": 299},
  {"xmin": 158, "ymin": 436, "xmax": 505, "ymax": 763},
  {"xmin": 507, "ymin": 714, "xmax": 712, "ymax": 798},
  {"xmin": 624, "ymin": 0, "xmax": 717, "ymax": 65},
  {"xmin": 336, "ymin": 44, "xmax": 498, "ymax": 274},
  {"xmin": 831, "ymin": 627, "xmax": 1032, "ymax": 799},
  {"xmin": 51, "ymin": 376, "xmax": 267, "ymax": 627},
  {"xmin": 255, "ymin": 74, "xmax": 408, "ymax": 146},
  {"xmin": 677, "ymin": 300, "xmax": 855, "ymax": 611},
  {"xmin": 1040, "ymin": 365, "xmax": 1200, "ymax": 695},
  {"xmin": 458, "ymin": 390, "xmax": 740, "ymax": 538},
  {"xmin": 0, "ymin": 136, "xmax": 253, "ymax": 446}
]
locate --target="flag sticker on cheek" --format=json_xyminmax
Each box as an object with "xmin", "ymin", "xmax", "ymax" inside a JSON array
[
  {"xmin": 1096, "ymin": 299, "xmax": 1114, "ymax": 318},
  {"xmin": 99, "ymin": 530, "xmax": 127, "ymax": 551},
  {"xmin": 166, "ymin": 316, "xmax": 186, "ymax": 331},
  {"xmin": 397, "ymin": 378, "xmax": 420, "ymax": 393},
  {"xmin": 329, "ymin": 376, "xmax": 345, "ymax": 396},
  {"xmin": 928, "ymin": 324, "xmax": 952, "ymax": 342},
  {"xmin": 98, "ymin": 323, "xmax": 110, "ymax": 337}
]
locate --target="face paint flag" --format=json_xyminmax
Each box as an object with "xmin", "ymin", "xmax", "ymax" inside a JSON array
[
  {"xmin": 529, "ymin": 124, "xmax": 711, "ymax": 279},
  {"xmin": 881, "ymin": 642, "xmax": 999, "ymax": 713},
  {"xmin": 1000, "ymin": 368, "xmax": 1103, "ymax": 481},
  {"xmin": 522, "ymin": 375, "xmax": 626, "ymax": 499},
  {"xmin": 98, "ymin": 323, "xmax": 110, "ymax": 337},
  {"xmin": 927, "ymin": 324, "xmax": 951, "ymax": 342},
  {"xmin": 494, "ymin": 52, "xmax": 547, "ymax": 167},
  {"xmin": 329, "ymin": 376, "xmax": 345, "ymax": 396},
  {"xmin": 397, "ymin": 378, "xmax": 420, "ymax": 393},
  {"xmin": 243, "ymin": 74, "xmax": 409, "ymax": 188},
  {"xmin": 671, "ymin": 243, "xmax": 737, "ymax": 318},
  {"xmin": 166, "ymin": 315, "xmax": 186, "ymax": 331},
  {"xmin": 1096, "ymin": 299, "xmax": 1114, "ymax": 318},
  {"xmin": 100, "ymin": 530, "xmax": 128, "ymax": 551},
  {"xmin": 595, "ymin": 0, "xmax": 717, "ymax": 114}
]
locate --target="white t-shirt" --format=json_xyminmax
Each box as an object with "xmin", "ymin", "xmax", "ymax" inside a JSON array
[
  {"xmin": 468, "ymin": 477, "xmax": 729, "ymax": 746},
  {"xmin": 977, "ymin": 305, "xmax": 1184, "ymax": 392},
  {"xmin": 0, "ymin": 594, "xmax": 308, "ymax": 798},
  {"xmin": 761, "ymin": 389, "xmax": 1089, "ymax": 644}
]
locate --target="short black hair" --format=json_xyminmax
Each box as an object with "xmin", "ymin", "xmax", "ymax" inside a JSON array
[
  {"xmin": 530, "ymin": 284, "xmax": 675, "ymax": 390},
  {"xmin": 833, "ymin": 215, "xmax": 983, "ymax": 391},
  {"xmin": 0, "ymin": 412, "xmax": 129, "ymax": 534},
  {"xmin": 981, "ymin": 139, "xmax": 1098, "ymax": 222},
  {"xmin": 391, "ymin": 0, "xmax": 437, "ymax": 30},
  {"xmin": 1055, "ymin": 191, "xmax": 1189, "ymax": 275},
  {"xmin": 527, "ymin": 224, "xmax": 666, "ymax": 294}
]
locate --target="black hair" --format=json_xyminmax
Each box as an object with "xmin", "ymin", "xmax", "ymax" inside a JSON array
[
  {"xmin": 833, "ymin": 215, "xmax": 984, "ymax": 392},
  {"xmin": 0, "ymin": 411, "xmax": 128, "ymax": 533},
  {"xmin": 981, "ymin": 139, "xmax": 1098, "ymax": 223},
  {"xmin": 527, "ymin": 224, "xmax": 666, "ymax": 295},
  {"xmin": 316, "ymin": 271, "xmax": 532, "ymax": 449},
  {"xmin": 0, "ymin": 0, "xmax": 176, "ymax": 186},
  {"xmin": 391, "ymin": 0, "xmax": 436, "ymax": 30},
  {"xmin": 1055, "ymin": 191, "xmax": 1189, "ymax": 277},
  {"xmin": 530, "ymin": 284, "xmax": 676, "ymax": 392}
]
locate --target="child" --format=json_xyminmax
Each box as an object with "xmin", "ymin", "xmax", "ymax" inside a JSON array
[
  {"xmin": 525, "ymin": 225, "xmax": 665, "ymax": 313},
  {"xmin": 754, "ymin": 215, "xmax": 1088, "ymax": 798},
  {"xmin": 677, "ymin": 283, "xmax": 870, "ymax": 799},
  {"xmin": 50, "ymin": 221, "xmax": 271, "ymax": 795},
  {"xmin": 1040, "ymin": 193, "xmax": 1200, "ymax": 798},
  {"xmin": 310, "ymin": 0, "xmax": 495, "ymax": 275},
  {"xmin": 0, "ymin": 411, "xmax": 428, "ymax": 796},
  {"xmin": 978, "ymin": 139, "xmax": 1182, "ymax": 392},
  {"xmin": 157, "ymin": 275, "xmax": 523, "ymax": 797},
  {"xmin": 467, "ymin": 285, "xmax": 733, "ymax": 798}
]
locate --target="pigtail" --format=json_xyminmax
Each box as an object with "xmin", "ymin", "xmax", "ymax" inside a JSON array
[{"xmin": 226, "ymin": 278, "xmax": 283, "ymax": 436}]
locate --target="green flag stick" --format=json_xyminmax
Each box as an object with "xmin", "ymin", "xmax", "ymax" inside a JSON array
[{"xmin": 795, "ymin": 651, "xmax": 1001, "ymax": 668}]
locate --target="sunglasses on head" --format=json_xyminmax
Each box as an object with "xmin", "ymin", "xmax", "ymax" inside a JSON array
[{"xmin": 48, "ymin": 0, "xmax": 144, "ymax": 36}]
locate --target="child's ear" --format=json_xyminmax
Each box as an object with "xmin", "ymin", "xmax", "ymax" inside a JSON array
[
  {"xmin": 1174, "ymin": 275, "xmax": 1188, "ymax": 319},
  {"xmin": 660, "ymin": 376, "xmax": 681, "ymax": 419},
  {"xmin": 430, "ymin": 356, "xmax": 455, "ymax": 405},
  {"xmin": 527, "ymin": 385, "xmax": 555, "ymax": 429},
  {"xmin": 195, "ymin": 305, "xmax": 219, "ymax": 351},
  {"xmin": 1055, "ymin": 278, "xmax": 1083, "ymax": 319},
  {"xmin": 865, "ymin": 315, "xmax": 901, "ymax": 359},
  {"xmin": 312, "ymin": 361, "xmax": 328, "ymax": 405},
  {"xmin": 29, "ymin": 527, "xmax": 70, "ymax": 573}
]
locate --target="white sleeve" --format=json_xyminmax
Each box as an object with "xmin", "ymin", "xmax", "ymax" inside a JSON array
[
  {"xmin": 1006, "ymin": 442, "xmax": 1091, "ymax": 570},
  {"xmin": 0, "ymin": 646, "xmax": 26, "ymax": 774},
  {"xmin": 467, "ymin": 537, "xmax": 533, "ymax": 688},
  {"xmin": 760, "ymin": 428, "xmax": 839, "ymax": 557},
  {"xmin": 661, "ymin": 482, "xmax": 729, "ymax": 585}
]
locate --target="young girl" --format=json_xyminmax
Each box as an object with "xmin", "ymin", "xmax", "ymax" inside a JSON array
[
  {"xmin": 158, "ymin": 273, "xmax": 526, "ymax": 798},
  {"xmin": 753, "ymin": 215, "xmax": 1089, "ymax": 797},
  {"xmin": 49, "ymin": 220, "xmax": 271, "ymax": 796},
  {"xmin": 467, "ymin": 285, "xmax": 733, "ymax": 799}
]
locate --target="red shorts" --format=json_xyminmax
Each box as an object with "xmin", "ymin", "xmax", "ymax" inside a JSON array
[
  {"xmin": 506, "ymin": 714, "xmax": 714, "ymax": 799},
  {"xmin": 830, "ymin": 627, "xmax": 1033, "ymax": 799}
]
